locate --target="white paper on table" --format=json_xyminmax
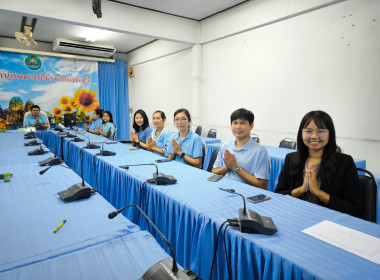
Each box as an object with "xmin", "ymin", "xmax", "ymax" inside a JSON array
[{"xmin": 302, "ymin": 220, "xmax": 380, "ymax": 264}]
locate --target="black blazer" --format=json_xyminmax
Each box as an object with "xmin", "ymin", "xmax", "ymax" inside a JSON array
[{"xmin": 275, "ymin": 152, "xmax": 362, "ymax": 217}]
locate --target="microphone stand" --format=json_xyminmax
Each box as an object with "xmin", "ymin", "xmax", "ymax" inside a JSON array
[
  {"xmin": 119, "ymin": 163, "xmax": 177, "ymax": 185},
  {"xmin": 96, "ymin": 139, "xmax": 116, "ymax": 156},
  {"xmin": 27, "ymin": 138, "xmax": 45, "ymax": 156},
  {"xmin": 39, "ymin": 163, "xmax": 93, "ymax": 202},
  {"xmin": 108, "ymin": 204, "xmax": 179, "ymax": 273},
  {"xmin": 81, "ymin": 134, "xmax": 100, "ymax": 149},
  {"xmin": 219, "ymin": 188, "xmax": 277, "ymax": 235}
]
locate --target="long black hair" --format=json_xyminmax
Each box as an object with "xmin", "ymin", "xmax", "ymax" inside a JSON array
[
  {"xmin": 102, "ymin": 111, "xmax": 114, "ymax": 124},
  {"xmin": 290, "ymin": 110, "xmax": 338, "ymax": 184},
  {"xmin": 133, "ymin": 109, "xmax": 149, "ymax": 132}
]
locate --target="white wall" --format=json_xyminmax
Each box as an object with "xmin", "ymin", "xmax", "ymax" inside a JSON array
[
  {"xmin": 128, "ymin": 46, "xmax": 193, "ymax": 132},
  {"xmin": 127, "ymin": 0, "xmax": 380, "ymax": 174}
]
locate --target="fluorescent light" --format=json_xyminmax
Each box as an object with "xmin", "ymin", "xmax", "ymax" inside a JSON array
[{"xmin": 85, "ymin": 29, "xmax": 106, "ymax": 42}]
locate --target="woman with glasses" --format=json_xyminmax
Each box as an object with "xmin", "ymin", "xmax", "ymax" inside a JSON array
[
  {"xmin": 130, "ymin": 109, "xmax": 153, "ymax": 150},
  {"xmin": 146, "ymin": 110, "xmax": 171, "ymax": 156},
  {"xmin": 167, "ymin": 108, "xmax": 203, "ymax": 168},
  {"xmin": 275, "ymin": 111, "xmax": 361, "ymax": 217}
]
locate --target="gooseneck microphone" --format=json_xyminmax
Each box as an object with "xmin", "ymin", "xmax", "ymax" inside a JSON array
[
  {"xmin": 119, "ymin": 163, "xmax": 177, "ymax": 185},
  {"xmin": 96, "ymin": 138, "xmax": 116, "ymax": 156},
  {"xmin": 72, "ymin": 131, "xmax": 85, "ymax": 142},
  {"xmin": 39, "ymin": 146, "xmax": 61, "ymax": 166},
  {"xmin": 81, "ymin": 134, "xmax": 100, "ymax": 149},
  {"xmin": 219, "ymin": 188, "xmax": 277, "ymax": 235},
  {"xmin": 27, "ymin": 138, "xmax": 45, "ymax": 156},
  {"xmin": 39, "ymin": 163, "xmax": 93, "ymax": 202},
  {"xmin": 108, "ymin": 204, "xmax": 178, "ymax": 273},
  {"xmin": 119, "ymin": 163, "xmax": 159, "ymax": 174},
  {"xmin": 24, "ymin": 131, "xmax": 37, "ymax": 139}
]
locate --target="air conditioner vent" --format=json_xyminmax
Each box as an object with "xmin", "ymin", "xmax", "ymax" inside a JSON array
[{"xmin": 53, "ymin": 38, "xmax": 116, "ymax": 58}]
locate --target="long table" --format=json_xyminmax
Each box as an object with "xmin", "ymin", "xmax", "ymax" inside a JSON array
[
  {"xmin": 36, "ymin": 129, "xmax": 380, "ymax": 280},
  {"xmin": 0, "ymin": 131, "xmax": 173, "ymax": 279}
]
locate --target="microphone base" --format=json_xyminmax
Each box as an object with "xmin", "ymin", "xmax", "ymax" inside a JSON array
[
  {"xmin": 24, "ymin": 135, "xmax": 36, "ymax": 139},
  {"xmin": 153, "ymin": 172, "xmax": 177, "ymax": 185},
  {"xmin": 28, "ymin": 148, "xmax": 45, "ymax": 156},
  {"xmin": 73, "ymin": 137, "xmax": 85, "ymax": 142},
  {"xmin": 139, "ymin": 258, "xmax": 192, "ymax": 280},
  {"xmin": 58, "ymin": 183, "xmax": 91, "ymax": 202},
  {"xmin": 239, "ymin": 208, "xmax": 277, "ymax": 235},
  {"xmin": 84, "ymin": 143, "xmax": 101, "ymax": 149},
  {"xmin": 24, "ymin": 140, "xmax": 39, "ymax": 146},
  {"xmin": 38, "ymin": 157, "xmax": 61, "ymax": 166},
  {"xmin": 98, "ymin": 149, "xmax": 116, "ymax": 156},
  {"xmin": 66, "ymin": 133, "xmax": 76, "ymax": 138}
]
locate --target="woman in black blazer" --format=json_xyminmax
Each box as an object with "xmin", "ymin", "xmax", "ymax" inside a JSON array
[{"xmin": 275, "ymin": 111, "xmax": 361, "ymax": 217}]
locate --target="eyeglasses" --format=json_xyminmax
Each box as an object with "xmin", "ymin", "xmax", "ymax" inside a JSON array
[
  {"xmin": 302, "ymin": 129, "xmax": 329, "ymax": 137},
  {"xmin": 174, "ymin": 118, "xmax": 188, "ymax": 122}
]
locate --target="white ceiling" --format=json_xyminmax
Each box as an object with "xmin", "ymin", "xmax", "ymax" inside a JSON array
[{"xmin": 0, "ymin": 0, "xmax": 250, "ymax": 53}]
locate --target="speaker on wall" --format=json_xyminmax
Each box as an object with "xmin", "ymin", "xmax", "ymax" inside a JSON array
[{"xmin": 128, "ymin": 67, "xmax": 134, "ymax": 78}]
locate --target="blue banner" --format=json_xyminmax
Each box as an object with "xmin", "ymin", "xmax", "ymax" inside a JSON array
[{"xmin": 0, "ymin": 52, "xmax": 99, "ymax": 124}]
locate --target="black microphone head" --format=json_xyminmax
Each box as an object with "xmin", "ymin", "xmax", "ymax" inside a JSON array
[{"xmin": 108, "ymin": 211, "xmax": 118, "ymax": 219}]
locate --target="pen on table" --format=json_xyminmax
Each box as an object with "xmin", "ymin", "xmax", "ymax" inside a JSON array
[{"xmin": 54, "ymin": 219, "xmax": 67, "ymax": 233}]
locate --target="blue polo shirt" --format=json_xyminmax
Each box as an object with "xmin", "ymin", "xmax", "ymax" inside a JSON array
[
  {"xmin": 166, "ymin": 130, "xmax": 203, "ymax": 165},
  {"xmin": 151, "ymin": 128, "xmax": 171, "ymax": 152},
  {"xmin": 24, "ymin": 115, "xmax": 48, "ymax": 128},
  {"xmin": 90, "ymin": 118, "xmax": 103, "ymax": 130},
  {"xmin": 136, "ymin": 126, "xmax": 153, "ymax": 144},
  {"xmin": 213, "ymin": 138, "xmax": 270, "ymax": 183},
  {"xmin": 101, "ymin": 122, "xmax": 116, "ymax": 137}
]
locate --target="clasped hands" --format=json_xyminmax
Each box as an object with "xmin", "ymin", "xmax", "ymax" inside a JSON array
[
  {"xmin": 130, "ymin": 132, "xmax": 139, "ymax": 143},
  {"xmin": 299, "ymin": 162, "xmax": 321, "ymax": 195},
  {"xmin": 146, "ymin": 136, "xmax": 157, "ymax": 151},
  {"xmin": 223, "ymin": 149, "xmax": 238, "ymax": 170}
]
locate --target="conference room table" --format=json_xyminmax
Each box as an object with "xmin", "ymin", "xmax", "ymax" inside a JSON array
[
  {"xmin": 0, "ymin": 131, "xmax": 174, "ymax": 280},
  {"xmin": 205, "ymin": 143, "xmax": 367, "ymax": 192},
  {"xmin": 35, "ymin": 129, "xmax": 380, "ymax": 280}
]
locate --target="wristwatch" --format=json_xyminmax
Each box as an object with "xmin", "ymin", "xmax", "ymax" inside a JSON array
[
  {"xmin": 233, "ymin": 166, "xmax": 242, "ymax": 173},
  {"xmin": 180, "ymin": 152, "xmax": 185, "ymax": 159}
]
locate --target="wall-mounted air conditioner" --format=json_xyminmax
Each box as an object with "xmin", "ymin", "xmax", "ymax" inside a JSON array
[{"xmin": 52, "ymin": 38, "xmax": 116, "ymax": 58}]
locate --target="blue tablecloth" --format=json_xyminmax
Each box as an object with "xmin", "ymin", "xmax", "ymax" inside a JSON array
[
  {"xmin": 0, "ymin": 231, "xmax": 171, "ymax": 280},
  {"xmin": 38, "ymin": 130, "xmax": 380, "ymax": 280},
  {"xmin": 0, "ymin": 131, "xmax": 174, "ymax": 279},
  {"xmin": 204, "ymin": 143, "xmax": 367, "ymax": 192}
]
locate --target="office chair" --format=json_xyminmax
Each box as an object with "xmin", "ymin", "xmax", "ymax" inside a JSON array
[
  {"xmin": 195, "ymin": 125, "xmax": 202, "ymax": 136},
  {"xmin": 250, "ymin": 133, "xmax": 260, "ymax": 143},
  {"xmin": 23, "ymin": 111, "xmax": 50, "ymax": 129},
  {"xmin": 111, "ymin": 124, "xmax": 117, "ymax": 140},
  {"xmin": 207, "ymin": 148, "xmax": 219, "ymax": 172},
  {"xmin": 207, "ymin": 128, "xmax": 217, "ymax": 138},
  {"xmin": 336, "ymin": 142, "xmax": 343, "ymax": 153},
  {"xmin": 357, "ymin": 168, "xmax": 377, "ymax": 223},
  {"xmin": 279, "ymin": 138, "xmax": 296, "ymax": 149},
  {"xmin": 201, "ymin": 140, "xmax": 207, "ymax": 169}
]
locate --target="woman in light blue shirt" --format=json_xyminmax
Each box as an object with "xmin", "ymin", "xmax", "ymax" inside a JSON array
[
  {"xmin": 167, "ymin": 108, "xmax": 203, "ymax": 168},
  {"xmin": 130, "ymin": 109, "xmax": 152, "ymax": 150},
  {"xmin": 146, "ymin": 111, "xmax": 171, "ymax": 156},
  {"xmin": 97, "ymin": 111, "xmax": 116, "ymax": 138},
  {"xmin": 84, "ymin": 109, "xmax": 103, "ymax": 134}
]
